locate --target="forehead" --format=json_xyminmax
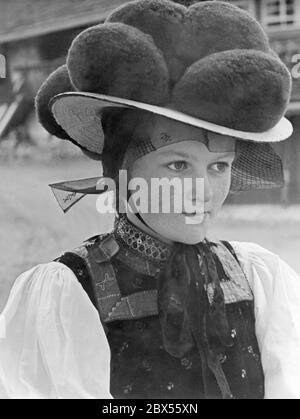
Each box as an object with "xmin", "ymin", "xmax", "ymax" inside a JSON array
[{"xmin": 149, "ymin": 116, "xmax": 236, "ymax": 153}]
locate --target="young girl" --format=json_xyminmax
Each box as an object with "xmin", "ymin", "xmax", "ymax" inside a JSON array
[{"xmin": 1, "ymin": 0, "xmax": 299, "ymax": 399}]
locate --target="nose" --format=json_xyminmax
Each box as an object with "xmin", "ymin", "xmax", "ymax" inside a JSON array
[
  {"xmin": 203, "ymin": 175, "xmax": 213, "ymax": 204},
  {"xmin": 184, "ymin": 171, "xmax": 213, "ymax": 208}
]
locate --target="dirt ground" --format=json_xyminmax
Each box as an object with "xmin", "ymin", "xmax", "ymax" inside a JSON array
[{"xmin": 1, "ymin": 158, "xmax": 300, "ymax": 311}]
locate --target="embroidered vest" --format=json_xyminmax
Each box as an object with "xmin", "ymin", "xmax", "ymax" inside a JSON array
[{"xmin": 56, "ymin": 220, "xmax": 264, "ymax": 399}]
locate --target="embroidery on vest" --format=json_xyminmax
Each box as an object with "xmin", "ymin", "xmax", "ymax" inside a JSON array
[
  {"xmin": 87, "ymin": 238, "xmax": 159, "ymax": 322},
  {"xmin": 58, "ymin": 234, "xmax": 253, "ymax": 325},
  {"xmin": 63, "ymin": 235, "xmax": 158, "ymax": 323},
  {"xmin": 210, "ymin": 241, "xmax": 253, "ymax": 304}
]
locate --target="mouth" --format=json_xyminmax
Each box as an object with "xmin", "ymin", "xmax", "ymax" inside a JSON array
[
  {"xmin": 182, "ymin": 211, "xmax": 210, "ymax": 217},
  {"xmin": 182, "ymin": 211, "xmax": 211, "ymax": 224}
]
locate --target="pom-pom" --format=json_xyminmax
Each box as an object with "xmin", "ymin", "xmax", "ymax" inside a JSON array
[
  {"xmin": 67, "ymin": 22, "xmax": 170, "ymax": 104},
  {"xmin": 35, "ymin": 65, "xmax": 74, "ymax": 139},
  {"xmin": 172, "ymin": 50, "xmax": 292, "ymax": 132},
  {"xmin": 107, "ymin": 0, "xmax": 186, "ymax": 83},
  {"xmin": 178, "ymin": 1, "xmax": 270, "ymax": 66}
]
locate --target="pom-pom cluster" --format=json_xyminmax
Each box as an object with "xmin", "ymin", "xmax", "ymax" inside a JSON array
[{"xmin": 36, "ymin": 0, "xmax": 292, "ymax": 147}]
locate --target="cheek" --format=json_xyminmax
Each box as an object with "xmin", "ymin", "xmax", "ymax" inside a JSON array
[
  {"xmin": 128, "ymin": 164, "xmax": 152, "ymax": 199},
  {"xmin": 128, "ymin": 159, "xmax": 157, "ymax": 188},
  {"xmin": 211, "ymin": 172, "xmax": 232, "ymax": 207}
]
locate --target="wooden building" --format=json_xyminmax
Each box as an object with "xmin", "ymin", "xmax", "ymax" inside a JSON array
[{"xmin": 0, "ymin": 0, "xmax": 128, "ymax": 136}]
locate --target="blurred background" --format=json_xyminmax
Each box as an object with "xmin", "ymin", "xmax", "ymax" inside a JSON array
[{"xmin": 1, "ymin": 0, "xmax": 300, "ymax": 310}]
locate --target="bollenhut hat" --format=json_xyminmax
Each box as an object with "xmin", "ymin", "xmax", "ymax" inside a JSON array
[{"xmin": 35, "ymin": 0, "xmax": 293, "ymax": 211}]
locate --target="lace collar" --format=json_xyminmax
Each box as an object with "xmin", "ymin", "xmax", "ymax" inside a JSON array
[{"xmin": 114, "ymin": 215, "xmax": 173, "ymax": 266}]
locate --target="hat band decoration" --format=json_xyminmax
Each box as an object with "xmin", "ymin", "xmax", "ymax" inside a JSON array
[{"xmin": 49, "ymin": 177, "xmax": 114, "ymax": 213}]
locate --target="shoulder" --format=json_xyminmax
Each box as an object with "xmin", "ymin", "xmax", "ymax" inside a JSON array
[
  {"xmin": 54, "ymin": 232, "xmax": 116, "ymax": 282},
  {"xmin": 2, "ymin": 261, "xmax": 101, "ymax": 340},
  {"xmin": 228, "ymin": 241, "xmax": 300, "ymax": 306},
  {"xmin": 228, "ymin": 240, "xmax": 299, "ymax": 281},
  {"xmin": 14, "ymin": 232, "xmax": 114, "ymax": 294},
  {"xmin": 3, "ymin": 262, "xmax": 90, "ymax": 318},
  {"xmin": 54, "ymin": 233, "xmax": 119, "ymax": 311},
  {"xmin": 229, "ymin": 241, "xmax": 279, "ymax": 262},
  {"xmin": 16, "ymin": 261, "xmax": 80, "ymax": 288},
  {"xmin": 56, "ymin": 232, "xmax": 117, "ymax": 264},
  {"xmin": 228, "ymin": 241, "xmax": 283, "ymax": 289},
  {"xmin": 228, "ymin": 241, "xmax": 280, "ymax": 279}
]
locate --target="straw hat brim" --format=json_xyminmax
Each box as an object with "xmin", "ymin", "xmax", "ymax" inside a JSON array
[{"xmin": 51, "ymin": 92, "xmax": 293, "ymax": 156}]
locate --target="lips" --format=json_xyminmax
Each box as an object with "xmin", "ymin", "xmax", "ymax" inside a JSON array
[
  {"xmin": 182, "ymin": 211, "xmax": 211, "ymax": 226},
  {"xmin": 182, "ymin": 211, "xmax": 210, "ymax": 217}
]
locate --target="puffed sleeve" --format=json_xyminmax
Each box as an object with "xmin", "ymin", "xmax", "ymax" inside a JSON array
[
  {"xmin": 0, "ymin": 262, "xmax": 111, "ymax": 399},
  {"xmin": 230, "ymin": 241, "xmax": 300, "ymax": 399}
]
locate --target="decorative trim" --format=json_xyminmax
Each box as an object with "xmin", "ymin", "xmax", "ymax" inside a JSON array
[
  {"xmin": 114, "ymin": 216, "xmax": 172, "ymax": 264},
  {"xmin": 105, "ymin": 290, "xmax": 158, "ymax": 322}
]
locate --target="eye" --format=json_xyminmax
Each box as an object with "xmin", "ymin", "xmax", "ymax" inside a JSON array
[
  {"xmin": 210, "ymin": 162, "xmax": 230, "ymax": 173},
  {"xmin": 167, "ymin": 161, "xmax": 188, "ymax": 172}
]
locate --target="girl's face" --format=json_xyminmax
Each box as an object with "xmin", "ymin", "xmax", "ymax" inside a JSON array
[{"xmin": 127, "ymin": 117, "xmax": 236, "ymax": 244}]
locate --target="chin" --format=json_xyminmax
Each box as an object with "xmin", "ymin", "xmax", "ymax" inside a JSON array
[
  {"xmin": 178, "ymin": 234, "xmax": 206, "ymax": 245},
  {"xmin": 169, "ymin": 225, "xmax": 208, "ymax": 245},
  {"xmin": 180, "ymin": 238, "xmax": 205, "ymax": 245},
  {"xmin": 145, "ymin": 214, "xmax": 210, "ymax": 245}
]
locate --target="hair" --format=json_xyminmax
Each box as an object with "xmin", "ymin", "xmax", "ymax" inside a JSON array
[
  {"xmin": 101, "ymin": 109, "xmax": 155, "ymax": 178},
  {"xmin": 100, "ymin": 109, "xmax": 155, "ymax": 213}
]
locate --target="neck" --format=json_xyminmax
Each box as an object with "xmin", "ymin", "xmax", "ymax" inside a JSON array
[{"xmin": 126, "ymin": 211, "xmax": 174, "ymax": 246}]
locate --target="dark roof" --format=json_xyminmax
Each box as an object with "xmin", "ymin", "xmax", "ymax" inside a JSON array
[{"xmin": 0, "ymin": 0, "xmax": 128, "ymax": 43}]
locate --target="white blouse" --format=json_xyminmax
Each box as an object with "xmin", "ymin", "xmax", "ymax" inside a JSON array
[{"xmin": 0, "ymin": 241, "xmax": 299, "ymax": 399}]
